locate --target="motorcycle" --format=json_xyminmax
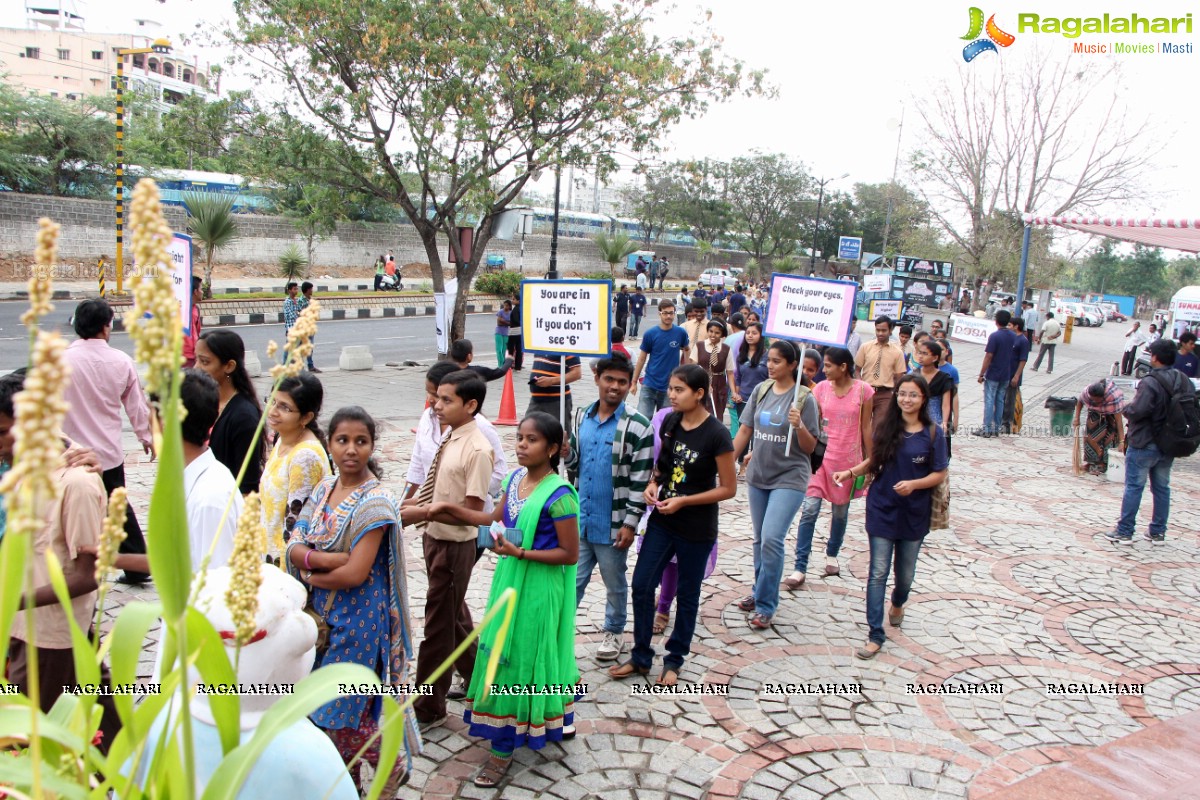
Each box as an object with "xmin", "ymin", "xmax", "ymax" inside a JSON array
[{"xmin": 379, "ymin": 269, "xmax": 403, "ymax": 291}]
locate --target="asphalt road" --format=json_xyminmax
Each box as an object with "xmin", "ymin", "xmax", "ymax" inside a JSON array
[{"xmin": 0, "ymin": 302, "xmax": 502, "ymax": 369}]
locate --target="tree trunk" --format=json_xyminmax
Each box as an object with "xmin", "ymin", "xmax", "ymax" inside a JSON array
[{"xmin": 204, "ymin": 249, "xmax": 214, "ymax": 299}]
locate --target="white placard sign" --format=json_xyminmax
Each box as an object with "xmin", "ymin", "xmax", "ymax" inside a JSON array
[
  {"xmin": 763, "ymin": 273, "xmax": 858, "ymax": 349},
  {"xmin": 167, "ymin": 233, "xmax": 194, "ymax": 335},
  {"xmin": 863, "ymin": 273, "xmax": 891, "ymax": 293},
  {"xmin": 869, "ymin": 299, "xmax": 902, "ymax": 320},
  {"xmin": 521, "ymin": 279, "xmax": 612, "ymax": 357},
  {"xmin": 949, "ymin": 313, "xmax": 993, "ymax": 346}
]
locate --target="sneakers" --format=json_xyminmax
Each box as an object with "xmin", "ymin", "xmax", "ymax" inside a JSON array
[
  {"xmin": 1104, "ymin": 530, "xmax": 1134, "ymax": 545},
  {"xmin": 596, "ymin": 631, "xmax": 625, "ymax": 662},
  {"xmin": 736, "ymin": 594, "xmax": 756, "ymax": 612},
  {"xmin": 446, "ymin": 672, "xmax": 466, "ymax": 700},
  {"xmin": 1142, "ymin": 532, "xmax": 1166, "ymax": 545}
]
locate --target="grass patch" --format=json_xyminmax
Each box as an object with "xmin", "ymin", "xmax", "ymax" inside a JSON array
[{"xmin": 209, "ymin": 290, "xmax": 425, "ymax": 300}]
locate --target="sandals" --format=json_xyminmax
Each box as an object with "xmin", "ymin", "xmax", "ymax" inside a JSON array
[
  {"xmin": 749, "ymin": 613, "xmax": 772, "ymax": 630},
  {"xmin": 608, "ymin": 660, "xmax": 651, "ymax": 679},
  {"xmin": 652, "ymin": 612, "xmax": 670, "ymax": 634},
  {"xmin": 473, "ymin": 754, "xmax": 513, "ymax": 788},
  {"xmin": 736, "ymin": 594, "xmax": 756, "ymax": 612},
  {"xmin": 888, "ymin": 605, "xmax": 905, "ymax": 627},
  {"xmin": 855, "ymin": 641, "xmax": 882, "ymax": 660},
  {"xmin": 656, "ymin": 667, "xmax": 680, "ymax": 687},
  {"xmin": 782, "ymin": 572, "xmax": 806, "ymax": 591}
]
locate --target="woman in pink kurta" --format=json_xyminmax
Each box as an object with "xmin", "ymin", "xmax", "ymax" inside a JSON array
[{"xmin": 786, "ymin": 347, "xmax": 874, "ymax": 587}]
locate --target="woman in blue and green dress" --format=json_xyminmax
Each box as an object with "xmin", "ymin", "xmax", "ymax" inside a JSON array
[
  {"xmin": 286, "ymin": 406, "xmax": 420, "ymax": 794},
  {"xmin": 428, "ymin": 411, "xmax": 581, "ymax": 788}
]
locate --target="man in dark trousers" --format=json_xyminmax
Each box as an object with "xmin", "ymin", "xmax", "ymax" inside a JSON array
[{"xmin": 507, "ymin": 292, "xmax": 524, "ymax": 370}]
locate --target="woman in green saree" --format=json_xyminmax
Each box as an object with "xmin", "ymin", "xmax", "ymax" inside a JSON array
[{"xmin": 427, "ymin": 411, "xmax": 581, "ymax": 788}]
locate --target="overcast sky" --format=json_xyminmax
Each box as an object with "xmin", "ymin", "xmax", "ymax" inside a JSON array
[{"xmin": 6, "ymin": 0, "xmax": 1198, "ymax": 218}]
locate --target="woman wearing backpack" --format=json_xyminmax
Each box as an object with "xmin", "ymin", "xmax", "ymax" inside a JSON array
[
  {"xmin": 787, "ymin": 346, "xmax": 873, "ymax": 589},
  {"xmin": 731, "ymin": 340, "xmax": 820, "ymax": 629},
  {"xmin": 832, "ymin": 373, "xmax": 947, "ymax": 660}
]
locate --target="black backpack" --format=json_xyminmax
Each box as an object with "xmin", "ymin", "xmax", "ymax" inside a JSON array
[{"xmin": 1149, "ymin": 370, "xmax": 1200, "ymax": 458}]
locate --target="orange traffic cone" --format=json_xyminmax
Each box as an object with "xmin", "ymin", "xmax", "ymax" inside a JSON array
[
  {"xmin": 411, "ymin": 398, "xmax": 427, "ymax": 433},
  {"xmin": 494, "ymin": 369, "xmax": 519, "ymax": 426}
]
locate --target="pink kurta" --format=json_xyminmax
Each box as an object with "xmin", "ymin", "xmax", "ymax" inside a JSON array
[{"xmin": 806, "ymin": 380, "xmax": 874, "ymax": 504}]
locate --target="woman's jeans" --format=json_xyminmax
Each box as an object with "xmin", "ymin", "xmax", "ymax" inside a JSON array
[
  {"xmin": 793, "ymin": 496, "xmax": 849, "ymax": 573},
  {"xmin": 631, "ymin": 518, "xmax": 714, "ymax": 671},
  {"xmin": 747, "ymin": 486, "xmax": 806, "ymax": 617},
  {"xmin": 866, "ymin": 535, "xmax": 924, "ymax": 645}
]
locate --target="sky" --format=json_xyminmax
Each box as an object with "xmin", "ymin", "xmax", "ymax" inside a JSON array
[{"xmin": 5, "ymin": 0, "xmax": 1198, "ymax": 220}]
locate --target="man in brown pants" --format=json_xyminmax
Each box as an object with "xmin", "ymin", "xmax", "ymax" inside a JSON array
[
  {"xmin": 854, "ymin": 315, "xmax": 907, "ymax": 427},
  {"xmin": 402, "ymin": 370, "xmax": 495, "ymax": 730}
]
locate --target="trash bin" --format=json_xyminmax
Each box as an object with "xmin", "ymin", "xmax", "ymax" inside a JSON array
[{"xmin": 1044, "ymin": 396, "xmax": 1077, "ymax": 436}]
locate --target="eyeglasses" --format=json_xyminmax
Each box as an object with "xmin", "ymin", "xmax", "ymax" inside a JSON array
[
  {"xmin": 896, "ymin": 392, "xmax": 924, "ymax": 400},
  {"xmin": 269, "ymin": 398, "xmax": 298, "ymax": 414}
]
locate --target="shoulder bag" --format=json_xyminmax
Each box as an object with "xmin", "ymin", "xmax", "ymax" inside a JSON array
[{"xmin": 928, "ymin": 426, "xmax": 950, "ymax": 531}]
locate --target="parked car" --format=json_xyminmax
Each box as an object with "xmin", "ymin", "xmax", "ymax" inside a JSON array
[
  {"xmin": 1055, "ymin": 301, "xmax": 1103, "ymax": 327},
  {"xmin": 1098, "ymin": 303, "xmax": 1128, "ymax": 322},
  {"xmin": 1083, "ymin": 304, "xmax": 1107, "ymax": 327},
  {"xmin": 698, "ymin": 268, "xmax": 735, "ymax": 288}
]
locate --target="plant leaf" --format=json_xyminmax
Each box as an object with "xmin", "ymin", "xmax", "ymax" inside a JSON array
[
  {"xmin": 106, "ymin": 599, "xmax": 163, "ymax": 728},
  {"xmin": 184, "ymin": 607, "xmax": 241, "ymax": 755},
  {"xmin": 145, "ymin": 366, "xmax": 191, "ymax": 623}
]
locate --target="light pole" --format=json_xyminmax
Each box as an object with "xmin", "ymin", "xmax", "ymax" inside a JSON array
[
  {"xmin": 548, "ymin": 162, "xmax": 562, "ymax": 280},
  {"xmin": 809, "ymin": 172, "xmax": 848, "ymax": 272},
  {"xmin": 115, "ymin": 37, "xmax": 172, "ymax": 295}
]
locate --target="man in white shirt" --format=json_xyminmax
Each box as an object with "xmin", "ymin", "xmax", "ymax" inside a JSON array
[
  {"xmin": 1122, "ymin": 321, "xmax": 1148, "ymax": 375},
  {"xmin": 104, "ymin": 370, "xmax": 242, "ymax": 572},
  {"xmin": 635, "ymin": 269, "xmax": 649, "ymax": 291},
  {"xmin": 1032, "ymin": 312, "xmax": 1062, "ymax": 374}
]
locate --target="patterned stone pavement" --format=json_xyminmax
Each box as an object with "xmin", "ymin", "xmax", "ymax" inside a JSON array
[{"xmin": 101, "ymin": 343, "xmax": 1200, "ymax": 800}]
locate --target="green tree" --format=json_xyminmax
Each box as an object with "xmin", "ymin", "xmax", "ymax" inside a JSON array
[
  {"xmin": 725, "ymin": 152, "xmax": 810, "ymax": 259},
  {"xmin": 0, "ymin": 83, "xmax": 112, "ymax": 197},
  {"xmin": 623, "ymin": 165, "xmax": 687, "ymax": 246},
  {"xmin": 674, "ymin": 158, "xmax": 734, "ymax": 244},
  {"xmin": 183, "ymin": 193, "xmax": 240, "ymax": 298},
  {"xmin": 231, "ymin": 0, "xmax": 762, "ymax": 342},
  {"xmin": 593, "ymin": 230, "xmax": 639, "ymax": 277},
  {"xmin": 124, "ymin": 90, "xmax": 259, "ymax": 173},
  {"xmin": 851, "ymin": 181, "xmax": 930, "ymax": 256}
]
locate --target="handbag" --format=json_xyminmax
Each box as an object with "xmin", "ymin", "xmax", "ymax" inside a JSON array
[
  {"xmin": 928, "ymin": 426, "xmax": 950, "ymax": 530},
  {"xmin": 304, "ymin": 589, "xmax": 338, "ymax": 658}
]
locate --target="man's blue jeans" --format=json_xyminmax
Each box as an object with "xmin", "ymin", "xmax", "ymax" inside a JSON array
[
  {"xmin": 576, "ymin": 538, "xmax": 629, "ymax": 635},
  {"xmin": 630, "ymin": 518, "xmax": 713, "ymax": 672},
  {"xmin": 982, "ymin": 379, "xmax": 1007, "ymax": 434},
  {"xmin": 747, "ymin": 486, "xmax": 806, "ymax": 618},
  {"xmin": 793, "ymin": 496, "xmax": 849, "ymax": 573},
  {"xmin": 1117, "ymin": 443, "xmax": 1173, "ymax": 536},
  {"xmin": 866, "ymin": 535, "xmax": 924, "ymax": 645},
  {"xmin": 629, "ymin": 314, "xmax": 642, "ymax": 337},
  {"xmin": 637, "ymin": 386, "xmax": 669, "ymax": 420}
]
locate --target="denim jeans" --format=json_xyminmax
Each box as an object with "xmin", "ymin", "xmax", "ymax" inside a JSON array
[
  {"xmin": 576, "ymin": 538, "xmax": 629, "ymax": 634},
  {"xmin": 866, "ymin": 535, "xmax": 924, "ymax": 645},
  {"xmin": 629, "ymin": 314, "xmax": 642, "ymax": 337},
  {"xmin": 630, "ymin": 518, "xmax": 713, "ymax": 671},
  {"xmin": 1117, "ymin": 443, "xmax": 1174, "ymax": 536},
  {"xmin": 748, "ymin": 486, "xmax": 806, "ymax": 618},
  {"xmin": 793, "ymin": 495, "xmax": 849, "ymax": 573},
  {"xmin": 982, "ymin": 379, "xmax": 1007, "ymax": 434},
  {"xmin": 637, "ymin": 385, "xmax": 669, "ymax": 420}
]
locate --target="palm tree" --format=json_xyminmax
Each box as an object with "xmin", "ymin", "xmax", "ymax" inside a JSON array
[
  {"xmin": 594, "ymin": 230, "xmax": 640, "ymax": 277},
  {"xmin": 278, "ymin": 244, "xmax": 309, "ymax": 283},
  {"xmin": 183, "ymin": 192, "xmax": 239, "ymax": 299}
]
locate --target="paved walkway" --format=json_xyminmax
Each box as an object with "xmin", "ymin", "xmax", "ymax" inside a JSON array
[{"xmin": 100, "ymin": 336, "xmax": 1200, "ymax": 800}]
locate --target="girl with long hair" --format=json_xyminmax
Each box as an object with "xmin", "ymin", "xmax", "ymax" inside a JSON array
[
  {"xmin": 731, "ymin": 340, "xmax": 820, "ymax": 628},
  {"xmin": 426, "ymin": 412, "xmax": 581, "ymax": 788},
  {"xmin": 287, "ymin": 407, "xmax": 419, "ymax": 794},
  {"xmin": 196, "ymin": 329, "xmax": 266, "ymax": 495},
  {"xmin": 261, "ymin": 372, "xmax": 331, "ymax": 558},
  {"xmin": 611, "ymin": 365, "xmax": 735, "ymax": 685},
  {"xmin": 915, "ymin": 340, "xmax": 954, "ymax": 440},
  {"xmin": 787, "ymin": 346, "xmax": 873, "ymax": 588},
  {"xmin": 832, "ymin": 374, "xmax": 947, "ymax": 660}
]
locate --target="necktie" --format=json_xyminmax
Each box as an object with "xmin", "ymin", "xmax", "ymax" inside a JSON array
[
  {"xmin": 873, "ymin": 344, "xmax": 883, "ymax": 382},
  {"xmin": 413, "ymin": 435, "xmax": 448, "ymax": 529}
]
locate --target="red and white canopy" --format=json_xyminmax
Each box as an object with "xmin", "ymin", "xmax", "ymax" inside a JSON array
[{"xmin": 1023, "ymin": 214, "xmax": 1200, "ymax": 253}]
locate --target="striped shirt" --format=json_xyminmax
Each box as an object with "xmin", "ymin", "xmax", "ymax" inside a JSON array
[
  {"xmin": 565, "ymin": 401, "xmax": 655, "ymax": 539},
  {"xmin": 528, "ymin": 355, "xmax": 581, "ymax": 399}
]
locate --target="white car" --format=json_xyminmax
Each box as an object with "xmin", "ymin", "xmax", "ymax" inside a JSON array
[
  {"xmin": 698, "ymin": 268, "xmax": 734, "ymax": 288},
  {"xmin": 1056, "ymin": 302, "xmax": 1103, "ymax": 327}
]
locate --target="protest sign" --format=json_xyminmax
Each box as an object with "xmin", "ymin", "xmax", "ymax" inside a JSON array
[
  {"xmin": 949, "ymin": 313, "xmax": 992, "ymax": 346},
  {"xmin": 863, "ymin": 273, "xmax": 891, "ymax": 293},
  {"xmin": 167, "ymin": 233, "xmax": 194, "ymax": 336},
  {"xmin": 521, "ymin": 280, "xmax": 612, "ymax": 357},
  {"xmin": 764, "ymin": 274, "xmax": 857, "ymax": 349},
  {"xmin": 869, "ymin": 299, "xmax": 902, "ymax": 320}
]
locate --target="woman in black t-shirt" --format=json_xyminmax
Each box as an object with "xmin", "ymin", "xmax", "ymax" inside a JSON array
[
  {"xmin": 610, "ymin": 364, "xmax": 735, "ymax": 686},
  {"xmin": 196, "ymin": 330, "xmax": 266, "ymax": 494}
]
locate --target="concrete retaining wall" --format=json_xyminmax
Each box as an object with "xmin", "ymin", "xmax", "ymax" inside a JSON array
[{"xmin": 0, "ymin": 193, "xmax": 751, "ymax": 279}]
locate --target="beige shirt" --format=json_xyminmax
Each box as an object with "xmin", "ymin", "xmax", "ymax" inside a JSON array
[
  {"xmin": 682, "ymin": 318, "xmax": 706, "ymax": 349},
  {"xmin": 10, "ymin": 466, "xmax": 106, "ymax": 649},
  {"xmin": 1040, "ymin": 319, "xmax": 1062, "ymax": 341},
  {"xmin": 855, "ymin": 340, "xmax": 906, "ymax": 389},
  {"xmin": 425, "ymin": 419, "xmax": 495, "ymax": 542}
]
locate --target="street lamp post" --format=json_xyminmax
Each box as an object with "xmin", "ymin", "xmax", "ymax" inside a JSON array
[
  {"xmin": 548, "ymin": 162, "xmax": 562, "ymax": 280},
  {"xmin": 114, "ymin": 37, "xmax": 171, "ymax": 295},
  {"xmin": 809, "ymin": 172, "xmax": 849, "ymax": 273}
]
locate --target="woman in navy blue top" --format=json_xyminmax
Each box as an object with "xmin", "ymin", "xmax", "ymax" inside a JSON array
[{"xmin": 832, "ymin": 373, "xmax": 948, "ymax": 660}]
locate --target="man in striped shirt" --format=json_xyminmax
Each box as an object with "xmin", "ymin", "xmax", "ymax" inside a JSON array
[
  {"xmin": 526, "ymin": 353, "xmax": 582, "ymax": 428},
  {"xmin": 566, "ymin": 356, "xmax": 654, "ymax": 661}
]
